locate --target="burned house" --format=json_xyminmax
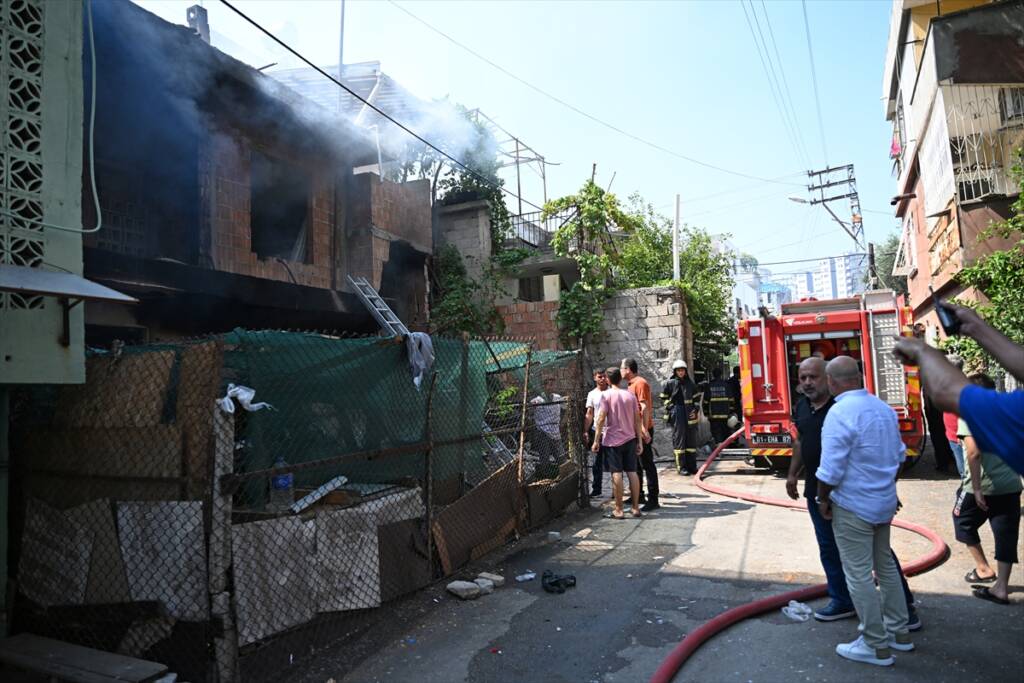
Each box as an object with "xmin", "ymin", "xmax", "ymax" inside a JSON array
[{"xmin": 81, "ymin": 0, "xmax": 432, "ymax": 343}]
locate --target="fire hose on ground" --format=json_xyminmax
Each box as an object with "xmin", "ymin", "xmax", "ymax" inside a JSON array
[{"xmin": 649, "ymin": 428, "xmax": 949, "ymax": 683}]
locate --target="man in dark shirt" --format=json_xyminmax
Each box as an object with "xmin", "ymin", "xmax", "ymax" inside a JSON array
[{"xmin": 786, "ymin": 357, "xmax": 921, "ymax": 628}]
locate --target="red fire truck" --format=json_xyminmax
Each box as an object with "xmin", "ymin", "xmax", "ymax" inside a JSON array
[{"xmin": 736, "ymin": 290, "xmax": 925, "ymax": 469}]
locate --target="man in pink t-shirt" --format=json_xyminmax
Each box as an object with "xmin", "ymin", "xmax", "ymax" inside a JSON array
[{"xmin": 591, "ymin": 367, "xmax": 646, "ymax": 518}]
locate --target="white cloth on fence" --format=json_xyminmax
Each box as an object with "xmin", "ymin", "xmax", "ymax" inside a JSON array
[
  {"xmin": 217, "ymin": 384, "xmax": 274, "ymax": 414},
  {"xmin": 531, "ymin": 393, "xmax": 564, "ymax": 438},
  {"xmin": 406, "ymin": 332, "xmax": 434, "ymax": 390}
]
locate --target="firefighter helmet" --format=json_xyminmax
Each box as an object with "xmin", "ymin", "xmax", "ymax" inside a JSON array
[
  {"xmin": 672, "ymin": 360, "xmax": 687, "ymax": 370},
  {"xmin": 727, "ymin": 415, "xmax": 740, "ymax": 429}
]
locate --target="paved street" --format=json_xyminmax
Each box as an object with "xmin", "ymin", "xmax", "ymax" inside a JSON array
[{"xmin": 318, "ymin": 454, "xmax": 1022, "ymax": 683}]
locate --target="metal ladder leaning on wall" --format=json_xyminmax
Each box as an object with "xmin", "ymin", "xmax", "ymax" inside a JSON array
[{"xmin": 346, "ymin": 275, "xmax": 410, "ymax": 337}]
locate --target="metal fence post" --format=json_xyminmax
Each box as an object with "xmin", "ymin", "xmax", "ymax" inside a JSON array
[
  {"xmin": 423, "ymin": 372, "xmax": 438, "ymax": 577},
  {"xmin": 515, "ymin": 346, "xmax": 534, "ymax": 487}
]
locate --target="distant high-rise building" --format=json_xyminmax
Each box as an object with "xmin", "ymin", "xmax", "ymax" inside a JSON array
[
  {"xmin": 786, "ymin": 271, "xmax": 815, "ymax": 300},
  {"xmin": 812, "ymin": 253, "xmax": 867, "ymax": 300}
]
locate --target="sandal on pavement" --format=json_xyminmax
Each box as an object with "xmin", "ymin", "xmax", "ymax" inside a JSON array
[
  {"xmin": 972, "ymin": 586, "xmax": 1009, "ymax": 605},
  {"xmin": 631, "ymin": 509, "xmax": 642, "ymax": 518},
  {"xmin": 965, "ymin": 569, "xmax": 997, "ymax": 584},
  {"xmin": 606, "ymin": 511, "xmax": 625, "ymax": 520}
]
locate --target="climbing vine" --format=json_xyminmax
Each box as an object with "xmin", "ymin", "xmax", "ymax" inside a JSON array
[{"xmin": 543, "ymin": 180, "xmax": 639, "ymax": 346}]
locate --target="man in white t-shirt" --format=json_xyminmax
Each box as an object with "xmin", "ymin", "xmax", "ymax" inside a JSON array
[
  {"xmin": 531, "ymin": 377, "xmax": 565, "ymax": 473},
  {"xmin": 583, "ymin": 368, "xmax": 610, "ymax": 496}
]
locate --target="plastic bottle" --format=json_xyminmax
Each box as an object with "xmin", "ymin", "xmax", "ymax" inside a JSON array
[{"xmin": 269, "ymin": 457, "xmax": 294, "ymax": 512}]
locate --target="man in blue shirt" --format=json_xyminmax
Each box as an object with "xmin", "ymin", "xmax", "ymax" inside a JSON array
[
  {"xmin": 893, "ymin": 304, "xmax": 1024, "ymax": 475},
  {"xmin": 816, "ymin": 356, "xmax": 911, "ymax": 667}
]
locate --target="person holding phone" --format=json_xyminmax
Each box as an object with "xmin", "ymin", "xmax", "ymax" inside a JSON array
[{"xmin": 893, "ymin": 302, "xmax": 1024, "ymax": 475}]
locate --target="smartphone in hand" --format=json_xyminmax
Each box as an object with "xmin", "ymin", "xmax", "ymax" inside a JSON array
[{"xmin": 930, "ymin": 285, "xmax": 961, "ymax": 336}]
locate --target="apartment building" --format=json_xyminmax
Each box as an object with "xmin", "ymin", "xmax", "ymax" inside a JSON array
[{"xmin": 883, "ymin": 0, "xmax": 1024, "ymax": 334}]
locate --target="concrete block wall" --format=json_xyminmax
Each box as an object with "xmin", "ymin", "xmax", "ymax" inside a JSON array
[
  {"xmin": 436, "ymin": 200, "xmax": 492, "ymax": 280},
  {"xmin": 590, "ymin": 287, "xmax": 691, "ymax": 381},
  {"xmin": 210, "ymin": 133, "xmax": 334, "ymax": 289},
  {"xmin": 589, "ymin": 286, "xmax": 692, "ymax": 459}
]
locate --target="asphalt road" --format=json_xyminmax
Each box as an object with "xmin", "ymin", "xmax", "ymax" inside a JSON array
[{"xmin": 299, "ymin": 451, "xmax": 1023, "ymax": 683}]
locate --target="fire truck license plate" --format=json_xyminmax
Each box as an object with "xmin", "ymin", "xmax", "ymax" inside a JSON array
[{"xmin": 751, "ymin": 434, "xmax": 792, "ymax": 446}]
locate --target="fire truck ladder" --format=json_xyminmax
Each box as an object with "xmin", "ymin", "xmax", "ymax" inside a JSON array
[{"xmin": 347, "ymin": 275, "xmax": 409, "ymax": 337}]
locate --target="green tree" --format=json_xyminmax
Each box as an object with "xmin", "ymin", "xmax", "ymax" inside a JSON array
[
  {"xmin": 617, "ymin": 193, "xmax": 673, "ymax": 286},
  {"xmin": 544, "ymin": 180, "xmax": 639, "ymax": 345},
  {"xmin": 676, "ymin": 229, "xmax": 737, "ymax": 368},
  {"xmin": 739, "ymin": 253, "xmax": 759, "ymax": 273},
  {"xmin": 614, "ymin": 195, "xmax": 736, "ymax": 367},
  {"xmin": 868, "ymin": 232, "xmax": 908, "ymax": 298},
  {"xmin": 941, "ymin": 149, "xmax": 1024, "ymax": 372}
]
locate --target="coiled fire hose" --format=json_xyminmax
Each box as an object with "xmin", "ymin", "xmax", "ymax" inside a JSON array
[{"xmin": 649, "ymin": 429, "xmax": 948, "ymax": 683}]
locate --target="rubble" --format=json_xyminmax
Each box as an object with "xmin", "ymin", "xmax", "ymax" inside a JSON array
[
  {"xmin": 446, "ymin": 581, "xmax": 482, "ymax": 600},
  {"xmin": 477, "ymin": 572, "xmax": 506, "ymax": 587},
  {"xmin": 474, "ymin": 578, "xmax": 495, "ymax": 595}
]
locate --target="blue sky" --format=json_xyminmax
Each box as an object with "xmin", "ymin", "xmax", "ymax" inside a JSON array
[{"xmin": 136, "ymin": 0, "xmax": 901, "ymax": 274}]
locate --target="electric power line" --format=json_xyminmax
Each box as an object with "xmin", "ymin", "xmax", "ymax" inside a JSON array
[
  {"xmin": 757, "ymin": 0, "xmax": 812, "ymax": 167},
  {"xmin": 385, "ymin": 0, "xmax": 806, "ymax": 187},
  {"xmin": 684, "ymin": 187, "xmax": 797, "ymax": 219},
  {"xmin": 746, "ymin": 251, "xmax": 893, "ymax": 268},
  {"xmin": 739, "ymin": 0, "xmax": 808, "ymax": 169},
  {"xmin": 219, "ymin": 0, "xmax": 548, "ymax": 212},
  {"xmin": 801, "ymin": 0, "xmax": 829, "ymax": 164}
]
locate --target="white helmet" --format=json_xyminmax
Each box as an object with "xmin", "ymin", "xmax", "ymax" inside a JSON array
[
  {"xmin": 727, "ymin": 415, "xmax": 740, "ymax": 429},
  {"xmin": 672, "ymin": 360, "xmax": 687, "ymax": 370}
]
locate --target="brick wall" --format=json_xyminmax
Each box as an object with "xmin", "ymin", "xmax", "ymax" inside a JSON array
[
  {"xmin": 497, "ymin": 301, "xmax": 561, "ymax": 350},
  {"xmin": 370, "ymin": 176, "xmax": 432, "ymax": 250},
  {"xmin": 210, "ymin": 133, "xmax": 334, "ymax": 289},
  {"xmin": 345, "ymin": 173, "xmax": 432, "ymax": 330}
]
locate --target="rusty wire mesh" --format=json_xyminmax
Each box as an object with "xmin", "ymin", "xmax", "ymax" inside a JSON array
[{"xmin": 8, "ymin": 330, "xmax": 586, "ymax": 682}]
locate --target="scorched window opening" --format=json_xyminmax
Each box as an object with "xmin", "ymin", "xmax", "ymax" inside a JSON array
[{"xmin": 250, "ymin": 149, "xmax": 313, "ymax": 264}]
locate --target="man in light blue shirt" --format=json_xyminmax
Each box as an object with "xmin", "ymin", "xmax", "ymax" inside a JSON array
[{"xmin": 815, "ymin": 356, "xmax": 911, "ymax": 667}]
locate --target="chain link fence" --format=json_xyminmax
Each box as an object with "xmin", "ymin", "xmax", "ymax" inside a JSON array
[{"xmin": 7, "ymin": 330, "xmax": 586, "ymax": 682}]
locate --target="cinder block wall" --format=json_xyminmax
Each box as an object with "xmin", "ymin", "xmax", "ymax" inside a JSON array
[
  {"xmin": 590, "ymin": 286, "xmax": 692, "ymax": 458},
  {"xmin": 435, "ymin": 200, "xmax": 492, "ymax": 281},
  {"xmin": 590, "ymin": 287, "xmax": 691, "ymax": 381}
]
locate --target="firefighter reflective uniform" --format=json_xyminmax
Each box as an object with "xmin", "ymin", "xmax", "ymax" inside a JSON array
[
  {"xmin": 661, "ymin": 374, "xmax": 699, "ymax": 474},
  {"xmin": 706, "ymin": 378, "xmax": 733, "ymax": 444}
]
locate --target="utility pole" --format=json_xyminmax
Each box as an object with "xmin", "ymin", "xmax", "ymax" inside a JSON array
[
  {"xmin": 337, "ymin": 0, "xmax": 346, "ymax": 110},
  {"xmin": 868, "ymin": 241, "xmax": 876, "ymax": 290},
  {"xmin": 802, "ymin": 164, "xmax": 864, "ymax": 252},
  {"xmin": 673, "ymin": 194, "xmax": 681, "ymax": 281},
  {"xmin": 514, "ymin": 138, "xmax": 523, "ymax": 215}
]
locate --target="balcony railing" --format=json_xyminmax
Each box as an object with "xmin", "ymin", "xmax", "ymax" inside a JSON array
[
  {"xmin": 505, "ymin": 208, "xmax": 580, "ymax": 254},
  {"xmin": 945, "ymin": 84, "xmax": 1024, "ymax": 203}
]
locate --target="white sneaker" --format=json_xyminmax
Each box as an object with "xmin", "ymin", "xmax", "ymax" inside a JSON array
[{"xmin": 835, "ymin": 636, "xmax": 895, "ymax": 666}]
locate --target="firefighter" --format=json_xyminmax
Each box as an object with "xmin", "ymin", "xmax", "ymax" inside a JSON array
[
  {"xmin": 661, "ymin": 359, "xmax": 699, "ymax": 475},
  {"xmin": 706, "ymin": 366, "xmax": 733, "ymax": 445}
]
